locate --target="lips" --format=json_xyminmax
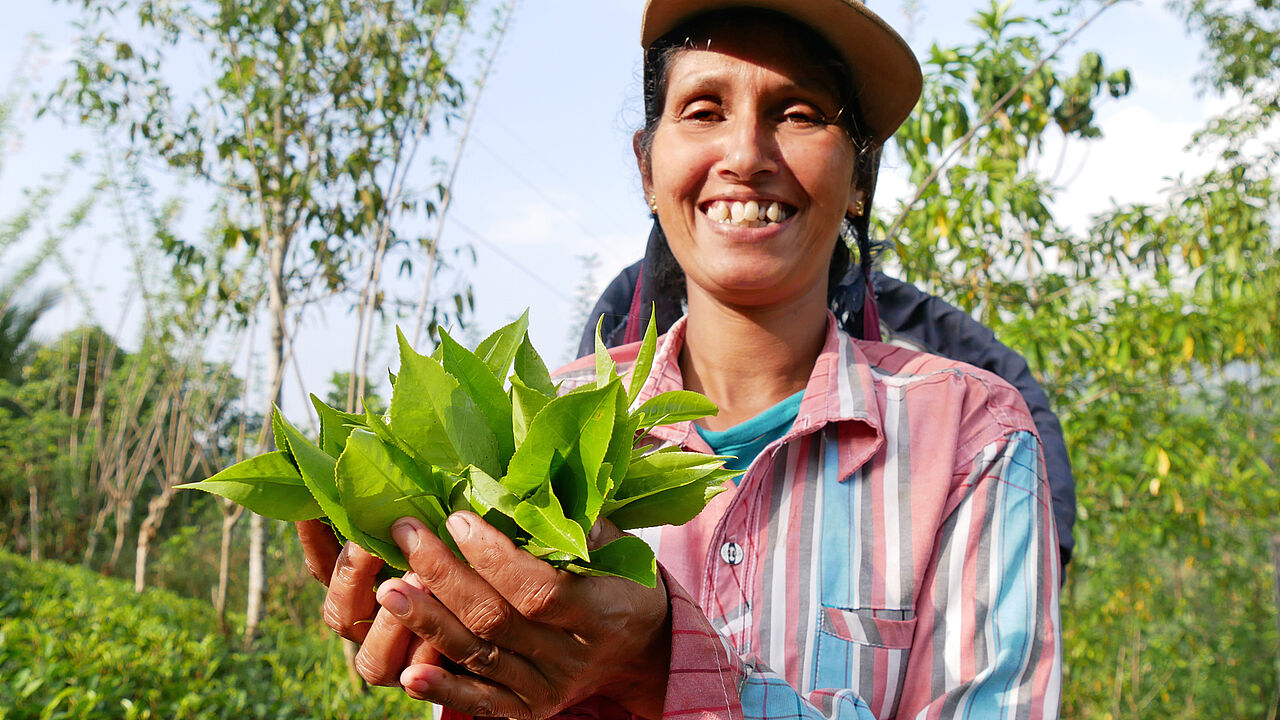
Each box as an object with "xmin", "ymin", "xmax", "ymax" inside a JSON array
[{"xmin": 701, "ymin": 199, "xmax": 794, "ymax": 228}]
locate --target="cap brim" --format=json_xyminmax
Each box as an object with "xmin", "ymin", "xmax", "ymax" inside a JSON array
[{"xmin": 641, "ymin": 0, "xmax": 922, "ymax": 145}]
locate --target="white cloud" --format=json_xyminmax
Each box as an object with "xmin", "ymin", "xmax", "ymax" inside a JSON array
[{"xmin": 1040, "ymin": 103, "xmax": 1215, "ymax": 232}]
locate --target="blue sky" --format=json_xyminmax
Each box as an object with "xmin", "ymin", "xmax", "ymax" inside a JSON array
[{"xmin": 4, "ymin": 0, "xmax": 1217, "ymax": 416}]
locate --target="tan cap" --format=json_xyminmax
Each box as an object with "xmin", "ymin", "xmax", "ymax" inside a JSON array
[{"xmin": 641, "ymin": 0, "xmax": 922, "ymax": 145}]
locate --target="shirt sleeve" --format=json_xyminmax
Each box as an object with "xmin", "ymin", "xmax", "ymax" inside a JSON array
[
  {"xmin": 873, "ymin": 272, "xmax": 1076, "ymax": 568},
  {"xmin": 895, "ymin": 429, "xmax": 1062, "ymax": 719}
]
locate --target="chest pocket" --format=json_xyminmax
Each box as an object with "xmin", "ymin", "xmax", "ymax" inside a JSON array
[{"xmin": 814, "ymin": 605, "xmax": 916, "ymax": 718}]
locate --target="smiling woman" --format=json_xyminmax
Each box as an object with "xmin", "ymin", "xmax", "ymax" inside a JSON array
[
  {"xmin": 299, "ymin": 2, "xmax": 1062, "ymax": 719},
  {"xmin": 642, "ymin": 17, "xmax": 861, "ymax": 319}
]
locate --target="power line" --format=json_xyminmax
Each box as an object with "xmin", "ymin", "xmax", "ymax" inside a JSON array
[
  {"xmin": 471, "ymin": 136, "xmax": 606, "ymax": 243},
  {"xmin": 446, "ymin": 216, "xmax": 574, "ymax": 303}
]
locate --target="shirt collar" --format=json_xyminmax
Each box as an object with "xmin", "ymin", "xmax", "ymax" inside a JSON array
[{"xmin": 631, "ymin": 312, "xmax": 884, "ymax": 481}]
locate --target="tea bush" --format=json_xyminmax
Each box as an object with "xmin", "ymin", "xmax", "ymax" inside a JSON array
[{"xmin": 0, "ymin": 550, "xmax": 430, "ymax": 719}]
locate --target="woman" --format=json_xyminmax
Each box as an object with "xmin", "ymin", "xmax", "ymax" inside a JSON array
[{"xmin": 298, "ymin": 2, "xmax": 1062, "ymax": 718}]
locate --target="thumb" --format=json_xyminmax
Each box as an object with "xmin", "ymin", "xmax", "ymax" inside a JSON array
[{"xmin": 587, "ymin": 516, "xmax": 625, "ymax": 551}]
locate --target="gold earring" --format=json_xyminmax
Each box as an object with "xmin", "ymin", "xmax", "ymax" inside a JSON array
[
  {"xmin": 648, "ymin": 195, "xmax": 658, "ymax": 213},
  {"xmin": 853, "ymin": 198, "xmax": 865, "ymax": 216}
]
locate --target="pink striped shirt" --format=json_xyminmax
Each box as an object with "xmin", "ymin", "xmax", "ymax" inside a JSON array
[{"xmin": 552, "ymin": 313, "xmax": 1061, "ymax": 720}]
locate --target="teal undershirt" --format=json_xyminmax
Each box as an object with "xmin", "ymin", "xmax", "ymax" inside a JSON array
[{"xmin": 695, "ymin": 390, "xmax": 805, "ymax": 482}]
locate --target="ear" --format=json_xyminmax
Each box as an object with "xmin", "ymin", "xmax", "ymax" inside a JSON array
[
  {"xmin": 634, "ymin": 130, "xmax": 654, "ymax": 197},
  {"xmin": 847, "ymin": 186, "xmax": 867, "ymax": 217}
]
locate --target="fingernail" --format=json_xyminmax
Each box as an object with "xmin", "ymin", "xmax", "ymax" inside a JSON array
[
  {"xmin": 589, "ymin": 518, "xmax": 605, "ymax": 545},
  {"xmin": 346, "ymin": 541, "xmax": 371, "ymax": 562},
  {"xmin": 380, "ymin": 589, "xmax": 409, "ymax": 616},
  {"xmin": 392, "ymin": 520, "xmax": 420, "ymax": 552},
  {"xmin": 402, "ymin": 664, "xmax": 445, "ymax": 694},
  {"xmin": 446, "ymin": 513, "xmax": 471, "ymax": 542}
]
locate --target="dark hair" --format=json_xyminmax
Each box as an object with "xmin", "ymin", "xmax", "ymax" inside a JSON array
[{"xmin": 636, "ymin": 8, "xmax": 882, "ymax": 309}]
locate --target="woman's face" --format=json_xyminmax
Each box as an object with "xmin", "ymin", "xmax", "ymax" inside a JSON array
[{"xmin": 641, "ymin": 21, "xmax": 861, "ymax": 311}]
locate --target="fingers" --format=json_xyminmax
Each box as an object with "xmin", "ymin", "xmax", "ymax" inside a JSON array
[
  {"xmin": 443, "ymin": 511, "xmax": 589, "ymax": 629},
  {"xmin": 354, "ymin": 574, "xmax": 449, "ymax": 687},
  {"xmin": 400, "ymin": 663, "xmax": 532, "ymax": 719},
  {"xmin": 374, "ymin": 573, "xmax": 545, "ymax": 692},
  {"xmin": 322, "ymin": 541, "xmax": 384, "ymax": 643},
  {"xmin": 353, "ymin": 604, "xmax": 415, "ymax": 686},
  {"xmin": 587, "ymin": 516, "xmax": 625, "ymax": 551},
  {"xmin": 295, "ymin": 519, "xmax": 342, "ymax": 585}
]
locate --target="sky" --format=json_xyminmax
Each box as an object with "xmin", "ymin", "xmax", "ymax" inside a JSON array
[{"xmin": 3, "ymin": 0, "xmax": 1220, "ymax": 418}]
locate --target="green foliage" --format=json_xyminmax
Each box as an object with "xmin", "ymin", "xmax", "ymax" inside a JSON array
[
  {"xmin": 183, "ymin": 311, "xmax": 738, "ymax": 587},
  {"xmin": 0, "ymin": 325, "xmax": 244, "ymax": 569},
  {"xmin": 47, "ymin": 0, "xmax": 483, "ymax": 334},
  {"xmin": 882, "ymin": 1, "xmax": 1280, "ymax": 715},
  {"xmin": 0, "ymin": 549, "xmax": 427, "ymax": 719}
]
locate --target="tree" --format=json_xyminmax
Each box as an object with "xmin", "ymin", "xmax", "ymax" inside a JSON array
[
  {"xmin": 0, "ymin": 73, "xmax": 103, "ymax": 562},
  {"xmin": 51, "ymin": 0, "xmax": 493, "ymax": 644},
  {"xmin": 882, "ymin": 0, "xmax": 1279, "ymax": 713}
]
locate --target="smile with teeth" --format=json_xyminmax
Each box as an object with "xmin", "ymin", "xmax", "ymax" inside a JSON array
[{"xmin": 704, "ymin": 199, "xmax": 791, "ymax": 228}]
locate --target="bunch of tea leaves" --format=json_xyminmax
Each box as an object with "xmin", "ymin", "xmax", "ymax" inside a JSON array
[{"xmin": 178, "ymin": 311, "xmax": 736, "ymax": 587}]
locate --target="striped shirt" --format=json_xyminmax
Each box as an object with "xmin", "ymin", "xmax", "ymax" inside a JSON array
[{"xmin": 554, "ymin": 314, "xmax": 1061, "ymax": 720}]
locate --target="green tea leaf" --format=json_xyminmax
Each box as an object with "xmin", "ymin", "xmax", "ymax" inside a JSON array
[
  {"xmin": 596, "ymin": 461, "xmax": 614, "ymax": 510},
  {"xmin": 337, "ymin": 430, "xmax": 453, "ymax": 568},
  {"xmin": 603, "ymin": 388, "xmax": 641, "ymax": 494},
  {"xmin": 628, "ymin": 312, "xmax": 659, "ymax": 405},
  {"xmin": 609, "ymin": 450, "xmax": 739, "ymax": 507},
  {"xmin": 525, "ymin": 543, "xmax": 576, "ymax": 562},
  {"xmin": 605, "ymin": 475, "xmax": 732, "ymax": 531},
  {"xmin": 513, "ymin": 333, "xmax": 557, "ymax": 397},
  {"xmin": 275, "ymin": 409, "xmax": 403, "ymax": 567},
  {"xmin": 503, "ymin": 383, "xmax": 618, "ymax": 499},
  {"xmin": 633, "ymin": 391, "xmax": 719, "ymax": 429},
  {"xmin": 176, "ymin": 451, "xmax": 322, "ymax": 522},
  {"xmin": 514, "ymin": 482, "xmax": 589, "ymax": 560},
  {"xmin": 463, "ymin": 466, "xmax": 525, "ymax": 541},
  {"xmin": 361, "ymin": 409, "xmax": 450, "ymax": 499},
  {"xmin": 391, "ymin": 328, "xmax": 501, "ymax": 477},
  {"xmin": 467, "ymin": 465, "xmax": 521, "ymax": 519},
  {"xmin": 270, "ymin": 411, "xmax": 294, "ymax": 466},
  {"xmin": 310, "ymin": 394, "xmax": 364, "ymax": 458},
  {"xmin": 439, "ymin": 328, "xmax": 515, "ymax": 464},
  {"xmin": 573, "ymin": 535, "xmax": 657, "ymax": 588},
  {"xmin": 473, "ymin": 311, "xmax": 529, "ymax": 381},
  {"xmin": 510, "ymin": 377, "xmax": 551, "ymax": 448},
  {"xmin": 594, "ymin": 316, "xmax": 618, "ymax": 389}
]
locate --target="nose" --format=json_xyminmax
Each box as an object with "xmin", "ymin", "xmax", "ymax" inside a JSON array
[{"xmin": 717, "ymin": 116, "xmax": 778, "ymax": 181}]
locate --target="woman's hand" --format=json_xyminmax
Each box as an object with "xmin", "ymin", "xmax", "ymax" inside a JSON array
[
  {"xmin": 346, "ymin": 512, "xmax": 671, "ymax": 719},
  {"xmin": 294, "ymin": 520, "xmax": 445, "ymax": 673}
]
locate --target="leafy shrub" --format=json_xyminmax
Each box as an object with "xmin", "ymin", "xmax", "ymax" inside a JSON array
[{"xmin": 0, "ymin": 550, "xmax": 429, "ymax": 719}]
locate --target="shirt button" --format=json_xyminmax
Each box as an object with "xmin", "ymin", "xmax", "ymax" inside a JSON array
[{"xmin": 720, "ymin": 541, "xmax": 744, "ymax": 566}]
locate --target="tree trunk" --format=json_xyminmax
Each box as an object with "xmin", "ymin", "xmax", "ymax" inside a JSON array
[
  {"xmin": 134, "ymin": 485, "xmax": 174, "ymax": 592},
  {"xmin": 105, "ymin": 500, "xmax": 130, "ymax": 575},
  {"xmin": 83, "ymin": 500, "xmax": 110, "ymax": 569},
  {"xmin": 26, "ymin": 470, "xmax": 40, "ymax": 563},
  {"xmin": 246, "ymin": 215, "xmax": 288, "ymax": 648},
  {"xmin": 244, "ymin": 513, "xmax": 266, "ymax": 648},
  {"xmin": 215, "ymin": 501, "xmax": 242, "ymax": 635}
]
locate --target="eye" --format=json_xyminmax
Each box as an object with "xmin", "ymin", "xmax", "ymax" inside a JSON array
[
  {"xmin": 679, "ymin": 100, "xmax": 724, "ymax": 124},
  {"xmin": 780, "ymin": 105, "xmax": 830, "ymax": 128}
]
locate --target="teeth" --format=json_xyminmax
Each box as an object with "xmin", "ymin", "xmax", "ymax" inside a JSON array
[
  {"xmin": 706, "ymin": 200, "xmax": 788, "ymax": 227},
  {"xmin": 709, "ymin": 201, "xmax": 729, "ymax": 222}
]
